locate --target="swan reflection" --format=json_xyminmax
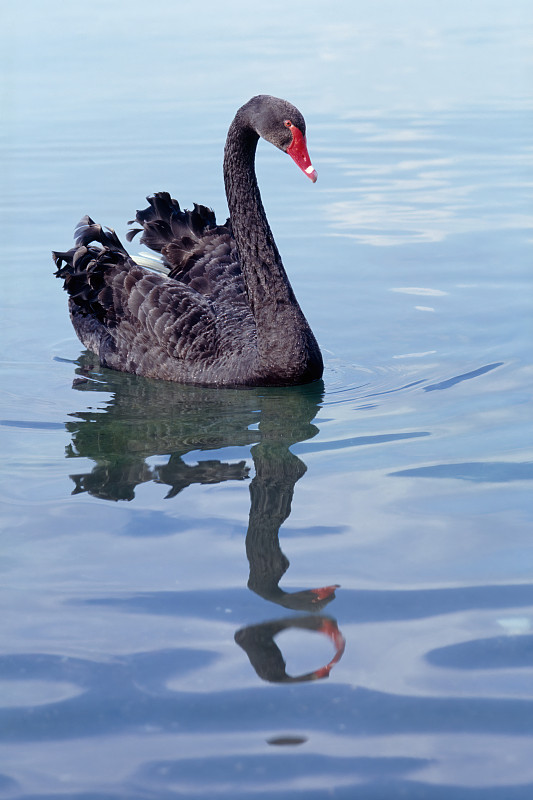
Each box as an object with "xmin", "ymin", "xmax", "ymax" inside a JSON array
[
  {"xmin": 64, "ymin": 353, "xmax": 345, "ymax": 681},
  {"xmin": 235, "ymin": 615, "xmax": 345, "ymax": 684}
]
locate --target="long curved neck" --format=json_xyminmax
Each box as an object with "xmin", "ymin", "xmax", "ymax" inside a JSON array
[
  {"xmin": 223, "ymin": 115, "xmax": 322, "ymax": 383},
  {"xmin": 223, "ymin": 118, "xmax": 297, "ymax": 313}
]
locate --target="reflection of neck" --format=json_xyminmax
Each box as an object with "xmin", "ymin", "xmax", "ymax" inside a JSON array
[
  {"xmin": 246, "ymin": 442, "xmax": 306, "ymax": 605},
  {"xmin": 235, "ymin": 615, "xmax": 345, "ymax": 683}
]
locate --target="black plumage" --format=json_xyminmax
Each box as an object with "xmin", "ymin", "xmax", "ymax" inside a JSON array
[{"xmin": 53, "ymin": 95, "xmax": 323, "ymax": 387}]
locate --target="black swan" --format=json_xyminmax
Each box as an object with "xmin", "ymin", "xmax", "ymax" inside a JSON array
[{"xmin": 53, "ymin": 95, "xmax": 323, "ymax": 387}]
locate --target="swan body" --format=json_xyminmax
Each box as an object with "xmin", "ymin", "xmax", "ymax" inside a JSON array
[{"xmin": 53, "ymin": 95, "xmax": 323, "ymax": 387}]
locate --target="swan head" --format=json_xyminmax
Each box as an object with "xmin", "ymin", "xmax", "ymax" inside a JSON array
[{"xmin": 239, "ymin": 95, "xmax": 318, "ymax": 183}]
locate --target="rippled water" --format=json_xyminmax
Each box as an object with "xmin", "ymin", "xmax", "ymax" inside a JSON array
[{"xmin": 1, "ymin": 1, "xmax": 532, "ymax": 798}]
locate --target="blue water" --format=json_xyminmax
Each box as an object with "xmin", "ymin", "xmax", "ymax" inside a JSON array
[{"xmin": 1, "ymin": 1, "xmax": 532, "ymax": 797}]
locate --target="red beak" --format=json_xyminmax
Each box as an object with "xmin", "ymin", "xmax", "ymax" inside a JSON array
[{"xmin": 287, "ymin": 125, "xmax": 318, "ymax": 183}]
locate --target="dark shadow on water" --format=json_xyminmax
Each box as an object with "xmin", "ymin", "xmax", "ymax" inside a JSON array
[
  {"xmin": 427, "ymin": 634, "xmax": 533, "ymax": 670},
  {"xmin": 2, "ymin": 646, "xmax": 533, "ymax": 747},
  {"xmin": 423, "ymin": 362, "xmax": 504, "ymax": 392},
  {"xmin": 391, "ymin": 461, "xmax": 533, "ymax": 482}
]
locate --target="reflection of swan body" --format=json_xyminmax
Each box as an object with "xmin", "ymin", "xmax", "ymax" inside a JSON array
[
  {"xmin": 64, "ymin": 356, "xmax": 344, "ymax": 679},
  {"xmin": 54, "ymin": 96, "xmax": 322, "ymax": 387},
  {"xmin": 66, "ymin": 354, "xmax": 321, "ymax": 505}
]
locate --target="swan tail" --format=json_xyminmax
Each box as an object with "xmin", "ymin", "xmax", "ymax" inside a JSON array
[
  {"xmin": 53, "ymin": 217, "xmax": 134, "ymax": 327},
  {"xmin": 53, "ymin": 217, "xmax": 221, "ymax": 374},
  {"xmin": 127, "ymin": 191, "xmax": 231, "ymax": 274},
  {"xmin": 73, "ymin": 215, "xmax": 127, "ymax": 251}
]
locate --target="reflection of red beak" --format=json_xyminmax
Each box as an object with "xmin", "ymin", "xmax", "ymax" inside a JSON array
[
  {"xmin": 312, "ymin": 618, "xmax": 346, "ymax": 680},
  {"xmin": 287, "ymin": 125, "xmax": 318, "ymax": 183}
]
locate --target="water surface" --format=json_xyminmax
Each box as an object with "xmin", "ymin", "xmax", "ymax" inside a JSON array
[{"xmin": 1, "ymin": 1, "xmax": 532, "ymax": 798}]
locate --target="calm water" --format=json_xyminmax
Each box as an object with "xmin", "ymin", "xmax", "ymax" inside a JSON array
[{"xmin": 1, "ymin": 1, "xmax": 532, "ymax": 797}]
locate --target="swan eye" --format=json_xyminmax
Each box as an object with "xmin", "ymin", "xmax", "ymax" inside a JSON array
[{"xmin": 284, "ymin": 120, "xmax": 293, "ymax": 129}]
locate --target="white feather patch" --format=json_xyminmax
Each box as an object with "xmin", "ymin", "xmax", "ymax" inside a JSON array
[{"xmin": 132, "ymin": 252, "xmax": 171, "ymax": 275}]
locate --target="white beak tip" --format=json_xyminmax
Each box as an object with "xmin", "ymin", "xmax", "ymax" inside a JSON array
[{"xmin": 305, "ymin": 165, "xmax": 318, "ymax": 182}]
